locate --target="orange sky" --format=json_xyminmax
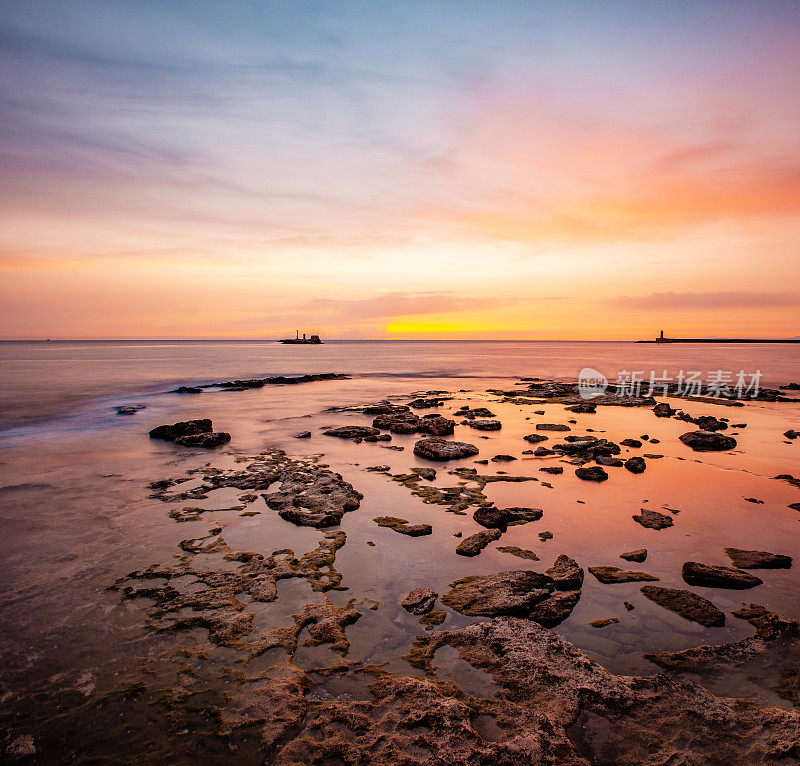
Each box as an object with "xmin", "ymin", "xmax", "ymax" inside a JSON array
[{"xmin": 1, "ymin": 1, "xmax": 799, "ymax": 340}]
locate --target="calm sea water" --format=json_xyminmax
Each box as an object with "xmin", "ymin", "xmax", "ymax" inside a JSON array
[{"xmin": 1, "ymin": 340, "xmax": 799, "ymax": 430}]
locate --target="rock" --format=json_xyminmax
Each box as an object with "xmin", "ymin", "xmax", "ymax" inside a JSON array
[
  {"xmin": 413, "ymin": 438, "xmax": 479, "ymax": 461},
  {"xmin": 456, "ymin": 529, "xmax": 502, "ymax": 556},
  {"xmin": 295, "ymin": 431, "xmax": 312, "ymax": 439},
  {"xmin": 473, "ymin": 506, "xmax": 543, "ymax": 530},
  {"xmin": 523, "ymin": 433, "xmax": 549, "ymax": 443},
  {"xmin": 324, "ymin": 426, "xmax": 381, "ymax": 439},
  {"xmin": 418, "ymin": 414, "xmax": 457, "ymax": 436},
  {"xmin": 682, "ymin": 561, "xmax": 763, "ymax": 589},
  {"xmin": 529, "ymin": 590, "xmax": 581, "ymax": 627},
  {"xmin": 632, "ymin": 508, "xmax": 673, "ymax": 530},
  {"xmin": 652, "ymin": 402, "xmax": 675, "ymax": 417},
  {"xmin": 624, "ymin": 457, "xmax": 647, "ymax": 474},
  {"xmin": 411, "ymin": 467, "xmax": 436, "ymax": 481},
  {"xmin": 776, "ymin": 474, "xmax": 800, "ymax": 488},
  {"xmin": 590, "ymin": 618, "xmax": 620, "ymax": 628},
  {"xmin": 732, "ymin": 603, "xmax": 800, "ymax": 639},
  {"xmin": 538, "ymin": 531, "xmax": 553, "ymax": 541},
  {"xmin": 641, "ymin": 585, "xmax": 726, "ymax": 627},
  {"xmin": 149, "ymin": 418, "xmax": 212, "ymax": 441},
  {"xmin": 566, "ymin": 401, "xmax": 597, "ymax": 413},
  {"xmin": 468, "ymin": 419, "xmax": 502, "ymax": 431},
  {"xmin": 372, "ymin": 411, "xmax": 420, "ymax": 433},
  {"xmin": 539, "ymin": 466, "xmax": 564, "ymax": 474},
  {"xmin": 679, "ymin": 430, "xmax": 737, "ymax": 451},
  {"xmin": 596, "ymin": 455, "xmax": 624, "ymax": 467},
  {"xmin": 624, "ymin": 601, "xmax": 635, "ymax": 610},
  {"xmin": 620, "ymin": 548, "xmax": 647, "ymax": 562},
  {"xmin": 490, "ymin": 454, "xmax": 516, "ymax": 462},
  {"xmin": 536, "ymin": 423, "xmax": 571, "ymax": 431},
  {"xmin": 496, "ymin": 545, "xmax": 540, "ymax": 561},
  {"xmin": 401, "ymin": 587, "xmax": 438, "ymax": 615},
  {"xmin": 441, "ymin": 570, "xmax": 554, "ymax": 617},
  {"xmin": 419, "ymin": 610, "xmax": 447, "ymax": 629},
  {"xmin": 724, "ymin": 548, "xmax": 793, "ymax": 569},
  {"xmin": 620, "ymin": 438, "xmax": 642, "ymax": 448},
  {"xmin": 575, "ymin": 466, "xmax": 608, "ymax": 482},
  {"xmin": 785, "ymin": 429, "xmax": 799, "ymax": 439},
  {"xmin": 546, "ymin": 554, "xmax": 584, "ymax": 590},
  {"xmin": 173, "ymin": 385, "xmax": 203, "ymax": 394},
  {"xmin": 115, "ymin": 404, "xmax": 146, "ymax": 415},
  {"xmin": 174, "ymin": 431, "xmax": 232, "ymax": 448},
  {"xmin": 790, "ymin": 502, "xmax": 800, "ymax": 511},
  {"xmin": 534, "ymin": 446, "xmax": 554, "ymax": 456},
  {"xmin": 373, "ymin": 516, "xmax": 432, "ymax": 537},
  {"xmin": 588, "ymin": 566, "xmax": 658, "ymax": 584}
]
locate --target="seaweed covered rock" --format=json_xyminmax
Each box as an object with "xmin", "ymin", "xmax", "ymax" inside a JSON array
[
  {"xmin": 682, "ymin": 561, "xmax": 763, "ymax": 589},
  {"xmin": 456, "ymin": 529, "xmax": 502, "ymax": 556},
  {"xmin": 641, "ymin": 585, "xmax": 725, "ymax": 627}
]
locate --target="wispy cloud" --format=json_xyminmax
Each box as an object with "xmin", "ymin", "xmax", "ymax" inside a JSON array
[{"xmin": 610, "ymin": 291, "xmax": 800, "ymax": 310}]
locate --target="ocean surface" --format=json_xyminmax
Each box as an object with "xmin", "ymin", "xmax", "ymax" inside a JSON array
[
  {"xmin": 2, "ymin": 339, "xmax": 800, "ymax": 761},
  {"xmin": 1, "ymin": 339, "xmax": 799, "ymax": 432}
]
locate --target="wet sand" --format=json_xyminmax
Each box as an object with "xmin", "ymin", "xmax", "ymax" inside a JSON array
[{"xmin": 1, "ymin": 374, "xmax": 800, "ymax": 763}]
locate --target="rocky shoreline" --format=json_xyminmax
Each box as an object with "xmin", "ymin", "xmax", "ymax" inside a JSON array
[{"xmin": 4, "ymin": 374, "xmax": 800, "ymax": 763}]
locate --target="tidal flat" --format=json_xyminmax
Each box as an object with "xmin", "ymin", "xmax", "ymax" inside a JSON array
[{"xmin": 2, "ymin": 373, "xmax": 800, "ymax": 763}]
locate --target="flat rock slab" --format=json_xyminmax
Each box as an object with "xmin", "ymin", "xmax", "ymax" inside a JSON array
[
  {"xmin": 523, "ymin": 433, "xmax": 549, "ymax": 443},
  {"xmin": 473, "ymin": 506, "xmax": 543, "ymax": 530},
  {"xmin": 468, "ymin": 419, "xmax": 502, "ymax": 431},
  {"xmin": 679, "ymin": 430, "xmax": 737, "ymax": 451},
  {"xmin": 373, "ymin": 516, "xmax": 432, "ymax": 537},
  {"xmin": 456, "ymin": 529, "xmax": 502, "ymax": 556},
  {"xmin": 620, "ymin": 548, "xmax": 647, "ymax": 562},
  {"xmin": 632, "ymin": 508, "xmax": 673, "ymax": 530},
  {"xmin": 724, "ymin": 547, "xmax": 793, "ymax": 569},
  {"xmin": 575, "ymin": 466, "xmax": 609, "ymax": 482},
  {"xmin": 413, "ymin": 438, "xmax": 479, "ymax": 461},
  {"xmin": 536, "ymin": 423, "xmax": 571, "ymax": 432},
  {"xmin": 441, "ymin": 570, "xmax": 554, "ymax": 617},
  {"xmin": 401, "ymin": 587, "xmax": 438, "ymax": 615},
  {"xmin": 588, "ymin": 566, "xmax": 659, "ymax": 584},
  {"xmin": 641, "ymin": 585, "xmax": 726, "ymax": 627},
  {"xmin": 324, "ymin": 426, "xmax": 381, "ymax": 439},
  {"xmin": 546, "ymin": 555, "xmax": 584, "ymax": 590},
  {"xmin": 682, "ymin": 561, "xmax": 763, "ymax": 589},
  {"xmin": 496, "ymin": 545, "xmax": 540, "ymax": 560}
]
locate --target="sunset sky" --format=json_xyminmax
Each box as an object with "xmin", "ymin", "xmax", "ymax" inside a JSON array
[{"xmin": 1, "ymin": 0, "xmax": 799, "ymax": 340}]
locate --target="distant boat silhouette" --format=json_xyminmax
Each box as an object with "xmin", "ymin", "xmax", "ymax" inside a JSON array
[{"xmin": 279, "ymin": 330, "xmax": 323, "ymax": 345}]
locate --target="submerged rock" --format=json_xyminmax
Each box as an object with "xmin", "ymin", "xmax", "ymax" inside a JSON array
[
  {"xmin": 172, "ymin": 385, "xmax": 203, "ymax": 394},
  {"xmin": 588, "ymin": 566, "xmax": 658, "ymax": 584},
  {"xmin": 496, "ymin": 545, "xmax": 540, "ymax": 561},
  {"xmin": 116, "ymin": 404, "xmax": 146, "ymax": 415},
  {"xmin": 441, "ymin": 570, "xmax": 554, "ymax": 617},
  {"xmin": 456, "ymin": 529, "xmax": 502, "ymax": 556},
  {"xmin": 529, "ymin": 590, "xmax": 581, "ymax": 627},
  {"xmin": 679, "ymin": 430, "xmax": 737, "ymax": 451},
  {"xmin": 641, "ymin": 585, "xmax": 725, "ymax": 627},
  {"xmin": 413, "ymin": 438, "xmax": 479, "ymax": 461},
  {"xmin": 682, "ymin": 561, "xmax": 763, "ymax": 589},
  {"xmin": 373, "ymin": 516, "xmax": 432, "ymax": 536},
  {"xmin": 590, "ymin": 617, "xmax": 620, "ymax": 628},
  {"xmin": 724, "ymin": 547, "xmax": 793, "ymax": 569},
  {"xmin": 632, "ymin": 508, "xmax": 673, "ymax": 530},
  {"xmin": 401, "ymin": 587, "xmax": 438, "ymax": 615}
]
